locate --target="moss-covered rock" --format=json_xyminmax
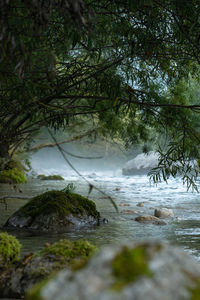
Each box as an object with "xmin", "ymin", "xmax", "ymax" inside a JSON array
[
  {"xmin": 36, "ymin": 239, "xmax": 97, "ymax": 268},
  {"xmin": 0, "ymin": 239, "xmax": 96, "ymax": 299},
  {"xmin": 37, "ymin": 174, "xmax": 64, "ymax": 181},
  {"xmin": 0, "ymin": 159, "xmax": 27, "ymax": 184},
  {"xmin": 0, "ymin": 232, "xmax": 21, "ymax": 266},
  {"xmin": 4, "ymin": 190, "xmax": 100, "ymax": 231}
]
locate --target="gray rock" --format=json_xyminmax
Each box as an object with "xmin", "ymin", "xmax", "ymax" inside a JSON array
[
  {"xmin": 154, "ymin": 208, "xmax": 174, "ymax": 218},
  {"xmin": 5, "ymin": 212, "xmax": 99, "ymax": 232},
  {"xmin": 0, "ymin": 239, "xmax": 96, "ymax": 298},
  {"xmin": 31, "ymin": 241, "xmax": 200, "ymax": 300},
  {"xmin": 122, "ymin": 152, "xmax": 158, "ymax": 175}
]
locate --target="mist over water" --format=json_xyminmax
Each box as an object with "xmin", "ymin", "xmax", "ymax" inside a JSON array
[{"xmin": 1, "ymin": 150, "xmax": 200, "ymax": 261}]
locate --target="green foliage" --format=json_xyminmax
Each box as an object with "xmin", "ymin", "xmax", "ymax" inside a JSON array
[
  {"xmin": 0, "ymin": 159, "xmax": 27, "ymax": 183},
  {"xmin": 0, "ymin": 168, "xmax": 27, "ymax": 184},
  {"xmin": 18, "ymin": 190, "xmax": 100, "ymax": 219},
  {"xmin": 62, "ymin": 183, "xmax": 76, "ymax": 194},
  {"xmin": 37, "ymin": 174, "xmax": 64, "ymax": 181},
  {"xmin": 149, "ymin": 144, "xmax": 200, "ymax": 192},
  {"xmin": 112, "ymin": 245, "xmax": 152, "ymax": 290},
  {"xmin": 1, "ymin": 0, "xmax": 200, "ymax": 186},
  {"xmin": 0, "ymin": 232, "xmax": 21, "ymax": 266},
  {"xmin": 148, "ymin": 72, "xmax": 200, "ymax": 189}
]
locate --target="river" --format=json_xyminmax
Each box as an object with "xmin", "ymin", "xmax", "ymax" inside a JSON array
[{"xmin": 1, "ymin": 170, "xmax": 200, "ymax": 261}]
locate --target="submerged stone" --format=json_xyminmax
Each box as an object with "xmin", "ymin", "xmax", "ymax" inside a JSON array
[{"xmin": 4, "ymin": 190, "xmax": 100, "ymax": 231}]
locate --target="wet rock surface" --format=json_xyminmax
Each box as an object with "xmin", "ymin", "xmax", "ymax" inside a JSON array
[
  {"xmin": 4, "ymin": 190, "xmax": 100, "ymax": 232},
  {"xmin": 28, "ymin": 241, "xmax": 200, "ymax": 300},
  {"xmin": 0, "ymin": 239, "xmax": 96, "ymax": 299}
]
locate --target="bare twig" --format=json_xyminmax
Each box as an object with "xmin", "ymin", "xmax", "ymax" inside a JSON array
[
  {"xmin": 28, "ymin": 128, "xmax": 98, "ymax": 152},
  {"xmin": 47, "ymin": 128, "xmax": 118, "ymax": 212},
  {"xmin": 0, "ymin": 196, "xmax": 32, "ymax": 210}
]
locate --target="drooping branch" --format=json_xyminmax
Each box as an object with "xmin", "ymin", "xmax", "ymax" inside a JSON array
[
  {"xmin": 47, "ymin": 128, "xmax": 118, "ymax": 212},
  {"xmin": 28, "ymin": 128, "xmax": 98, "ymax": 152}
]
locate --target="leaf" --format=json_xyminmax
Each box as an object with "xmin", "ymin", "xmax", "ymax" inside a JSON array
[{"xmin": 113, "ymin": 97, "xmax": 119, "ymax": 107}]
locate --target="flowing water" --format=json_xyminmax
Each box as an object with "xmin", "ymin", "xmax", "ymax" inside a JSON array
[{"xmin": 1, "ymin": 169, "xmax": 200, "ymax": 261}]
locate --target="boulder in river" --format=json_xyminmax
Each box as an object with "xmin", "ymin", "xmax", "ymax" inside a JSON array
[
  {"xmin": 122, "ymin": 151, "xmax": 158, "ymax": 175},
  {"xmin": 135, "ymin": 215, "xmax": 166, "ymax": 225},
  {"xmin": 0, "ymin": 238, "xmax": 97, "ymax": 299},
  {"xmin": 154, "ymin": 208, "xmax": 174, "ymax": 218},
  {"xmin": 4, "ymin": 190, "xmax": 100, "ymax": 231},
  {"xmin": 27, "ymin": 241, "xmax": 200, "ymax": 300}
]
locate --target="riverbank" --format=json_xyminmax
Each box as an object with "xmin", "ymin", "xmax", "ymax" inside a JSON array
[{"xmin": 1, "ymin": 173, "xmax": 200, "ymax": 260}]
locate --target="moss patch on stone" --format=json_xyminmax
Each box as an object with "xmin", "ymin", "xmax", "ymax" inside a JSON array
[
  {"xmin": 37, "ymin": 174, "xmax": 64, "ymax": 180},
  {"xmin": 26, "ymin": 277, "xmax": 50, "ymax": 300},
  {"xmin": 26, "ymin": 240, "xmax": 97, "ymax": 300},
  {"xmin": 112, "ymin": 245, "xmax": 152, "ymax": 290},
  {"xmin": 0, "ymin": 232, "xmax": 21, "ymax": 266},
  {"xmin": 18, "ymin": 190, "xmax": 100, "ymax": 219},
  {"xmin": 36, "ymin": 239, "xmax": 97, "ymax": 266}
]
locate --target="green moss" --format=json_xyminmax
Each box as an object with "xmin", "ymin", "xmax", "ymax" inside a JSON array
[
  {"xmin": 27, "ymin": 240, "xmax": 96, "ymax": 300},
  {"xmin": 36, "ymin": 239, "xmax": 97, "ymax": 265},
  {"xmin": 0, "ymin": 168, "xmax": 27, "ymax": 183},
  {"xmin": 26, "ymin": 277, "xmax": 50, "ymax": 300},
  {"xmin": 37, "ymin": 174, "xmax": 64, "ymax": 180},
  {"xmin": 188, "ymin": 278, "xmax": 200, "ymax": 300},
  {"xmin": 18, "ymin": 190, "xmax": 100, "ymax": 219},
  {"xmin": 112, "ymin": 245, "xmax": 152, "ymax": 290},
  {"xmin": 0, "ymin": 232, "xmax": 21, "ymax": 266}
]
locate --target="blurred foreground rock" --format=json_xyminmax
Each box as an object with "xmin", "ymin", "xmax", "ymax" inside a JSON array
[{"xmin": 28, "ymin": 241, "xmax": 200, "ymax": 300}]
